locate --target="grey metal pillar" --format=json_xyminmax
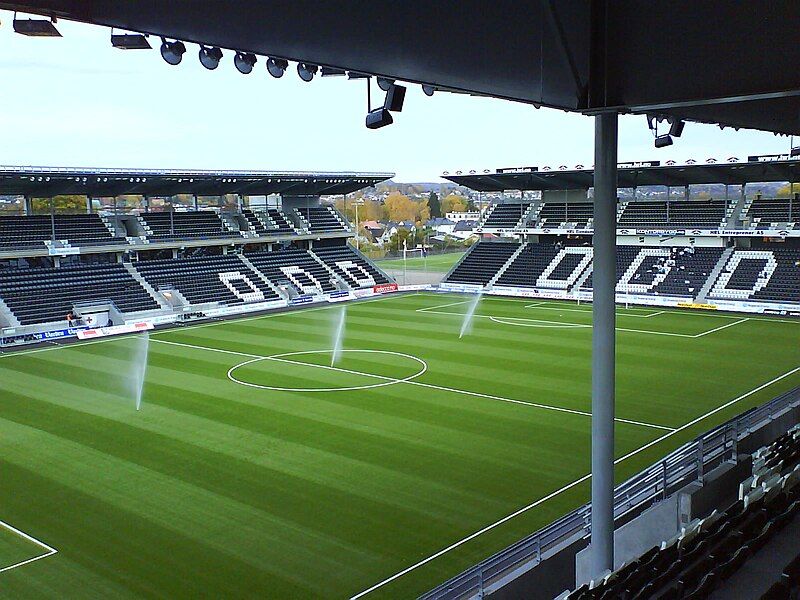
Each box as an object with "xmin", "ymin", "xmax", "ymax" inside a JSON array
[
  {"xmin": 591, "ymin": 112, "xmax": 618, "ymax": 578},
  {"xmin": 86, "ymin": 195, "xmax": 93, "ymax": 214},
  {"xmin": 50, "ymin": 197, "xmax": 56, "ymax": 242}
]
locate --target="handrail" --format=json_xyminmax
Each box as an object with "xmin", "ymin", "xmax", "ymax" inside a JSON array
[{"xmin": 420, "ymin": 386, "xmax": 800, "ymax": 600}]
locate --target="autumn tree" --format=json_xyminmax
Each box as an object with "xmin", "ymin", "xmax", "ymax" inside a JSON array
[
  {"xmin": 31, "ymin": 195, "xmax": 88, "ymax": 214},
  {"xmin": 441, "ymin": 193, "xmax": 468, "ymax": 214},
  {"xmin": 385, "ymin": 192, "xmax": 417, "ymax": 222}
]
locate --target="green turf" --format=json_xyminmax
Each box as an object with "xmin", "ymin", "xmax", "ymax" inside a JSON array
[
  {"xmin": 0, "ymin": 293, "xmax": 797, "ymax": 598},
  {"xmin": 0, "ymin": 525, "xmax": 46, "ymax": 573},
  {"xmin": 376, "ymin": 252, "xmax": 465, "ymax": 272}
]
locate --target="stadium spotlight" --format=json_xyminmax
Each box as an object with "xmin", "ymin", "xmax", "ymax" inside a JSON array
[
  {"xmin": 297, "ymin": 62, "xmax": 319, "ymax": 82},
  {"xmin": 366, "ymin": 108, "xmax": 393, "ymax": 129},
  {"xmin": 234, "ymin": 52, "xmax": 257, "ymax": 74},
  {"xmin": 377, "ymin": 77, "xmax": 394, "ymax": 91},
  {"xmin": 199, "ymin": 45, "xmax": 223, "ymax": 70},
  {"xmin": 321, "ymin": 66, "xmax": 347, "ymax": 76},
  {"xmin": 654, "ymin": 134, "xmax": 674, "ymax": 148},
  {"xmin": 266, "ymin": 57, "xmax": 288, "ymax": 78},
  {"xmin": 383, "ymin": 83, "xmax": 406, "ymax": 112},
  {"xmin": 347, "ymin": 71, "xmax": 370, "ymax": 80},
  {"xmin": 422, "ymin": 84, "xmax": 435, "ymax": 97},
  {"xmin": 160, "ymin": 38, "xmax": 186, "ymax": 65},
  {"xmin": 13, "ymin": 14, "xmax": 61, "ymax": 36},
  {"xmin": 111, "ymin": 33, "xmax": 151, "ymax": 50},
  {"xmin": 668, "ymin": 118, "xmax": 685, "ymax": 137}
]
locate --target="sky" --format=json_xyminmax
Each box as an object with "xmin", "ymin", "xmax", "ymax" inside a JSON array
[{"xmin": 0, "ymin": 11, "xmax": 793, "ymax": 182}]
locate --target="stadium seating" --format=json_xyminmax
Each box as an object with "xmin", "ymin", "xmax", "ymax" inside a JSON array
[
  {"xmin": 536, "ymin": 202, "xmax": 594, "ymax": 228},
  {"xmin": 295, "ymin": 206, "xmax": 348, "ymax": 233},
  {"xmin": 710, "ymin": 248, "xmax": 800, "ymax": 303},
  {"xmin": 52, "ymin": 214, "xmax": 125, "ymax": 246},
  {"xmin": 489, "ymin": 242, "xmax": 723, "ymax": 298},
  {"xmin": 619, "ymin": 199, "xmax": 727, "ymax": 228},
  {"xmin": 133, "ymin": 254, "xmax": 278, "ymax": 306},
  {"xmin": 266, "ymin": 208, "xmax": 298, "ymax": 235},
  {"xmin": 482, "ymin": 203, "xmax": 531, "ymax": 229},
  {"xmin": 312, "ymin": 244, "xmax": 391, "ymax": 288},
  {"xmin": 495, "ymin": 243, "xmax": 562, "ymax": 288},
  {"xmin": 241, "ymin": 209, "xmax": 270, "ymax": 236},
  {"xmin": 245, "ymin": 249, "xmax": 338, "ymax": 294},
  {"xmin": 562, "ymin": 425, "xmax": 800, "ymax": 600},
  {"xmin": 744, "ymin": 197, "xmax": 797, "ymax": 227},
  {"xmin": 139, "ymin": 211, "xmax": 235, "ymax": 241},
  {"xmin": 0, "ymin": 214, "xmax": 123, "ymax": 250},
  {"xmin": 0, "ymin": 262, "xmax": 158, "ymax": 324},
  {"xmin": 445, "ymin": 242, "xmax": 520, "ymax": 285}
]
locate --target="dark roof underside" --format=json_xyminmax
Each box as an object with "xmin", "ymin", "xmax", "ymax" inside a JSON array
[
  {"xmin": 0, "ymin": 167, "xmax": 392, "ymax": 197},
  {"xmin": 445, "ymin": 159, "xmax": 800, "ymax": 192},
  {"xmin": 2, "ymin": 1, "xmax": 800, "ymax": 134}
]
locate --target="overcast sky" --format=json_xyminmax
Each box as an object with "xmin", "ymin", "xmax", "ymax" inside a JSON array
[{"xmin": 0, "ymin": 11, "xmax": 793, "ymax": 182}]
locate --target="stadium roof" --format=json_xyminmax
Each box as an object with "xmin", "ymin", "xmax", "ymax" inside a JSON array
[
  {"xmin": 0, "ymin": 166, "xmax": 392, "ymax": 197},
  {"xmin": 3, "ymin": 2, "xmax": 800, "ymax": 135},
  {"xmin": 444, "ymin": 157, "xmax": 800, "ymax": 192}
]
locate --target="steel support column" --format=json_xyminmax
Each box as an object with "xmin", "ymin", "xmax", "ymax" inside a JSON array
[{"xmin": 590, "ymin": 111, "xmax": 618, "ymax": 578}]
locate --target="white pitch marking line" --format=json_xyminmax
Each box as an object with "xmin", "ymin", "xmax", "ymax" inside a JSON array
[
  {"xmin": 350, "ymin": 365, "xmax": 800, "ymax": 599},
  {"xmin": 151, "ymin": 338, "xmax": 674, "ymax": 432},
  {"xmin": 416, "ymin": 300, "xmax": 470, "ymax": 313},
  {"xmin": 423, "ymin": 309, "xmax": 698, "ymax": 338},
  {"xmin": 0, "ymin": 519, "xmax": 58, "ymax": 575},
  {"xmin": 692, "ymin": 317, "xmax": 749, "ymax": 338}
]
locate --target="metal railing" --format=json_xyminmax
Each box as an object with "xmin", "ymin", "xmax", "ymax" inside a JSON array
[{"xmin": 421, "ymin": 386, "xmax": 800, "ymax": 600}]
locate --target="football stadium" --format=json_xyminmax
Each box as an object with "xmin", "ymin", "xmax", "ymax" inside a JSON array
[{"xmin": 1, "ymin": 3, "xmax": 800, "ymax": 600}]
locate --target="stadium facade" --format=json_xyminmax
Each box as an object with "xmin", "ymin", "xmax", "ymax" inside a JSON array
[
  {"xmin": 0, "ymin": 167, "xmax": 397, "ymax": 346},
  {"xmin": 441, "ymin": 155, "xmax": 800, "ymax": 318}
]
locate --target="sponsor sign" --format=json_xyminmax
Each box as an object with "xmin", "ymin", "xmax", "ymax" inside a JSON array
[
  {"xmin": 636, "ymin": 229, "xmax": 685, "ymax": 236},
  {"xmin": 373, "ymin": 283, "xmax": 399, "ymax": 294},
  {"xmin": 353, "ymin": 288, "xmax": 375, "ymax": 299},
  {"xmin": 47, "ymin": 246, "xmax": 81, "ymax": 256},
  {"xmin": 676, "ymin": 302, "xmax": 718, "ymax": 310},
  {"xmin": 77, "ymin": 321, "xmax": 154, "ymax": 340},
  {"xmin": 32, "ymin": 326, "xmax": 88, "ymax": 340},
  {"xmin": 327, "ymin": 291, "xmax": 355, "ymax": 303},
  {"xmin": 290, "ymin": 295, "xmax": 314, "ymax": 305}
]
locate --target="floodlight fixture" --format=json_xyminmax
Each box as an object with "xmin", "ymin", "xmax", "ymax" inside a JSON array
[
  {"xmin": 668, "ymin": 119, "xmax": 685, "ymax": 137},
  {"xmin": 297, "ymin": 62, "xmax": 318, "ymax": 82},
  {"xmin": 377, "ymin": 77, "xmax": 394, "ymax": 91},
  {"xmin": 199, "ymin": 45, "xmax": 223, "ymax": 70},
  {"xmin": 234, "ymin": 52, "xmax": 257, "ymax": 74},
  {"xmin": 347, "ymin": 71, "xmax": 370, "ymax": 79},
  {"xmin": 422, "ymin": 84, "xmax": 435, "ymax": 97},
  {"xmin": 321, "ymin": 66, "xmax": 346, "ymax": 76},
  {"xmin": 383, "ymin": 83, "xmax": 406, "ymax": 112},
  {"xmin": 654, "ymin": 134, "xmax": 673, "ymax": 148},
  {"xmin": 13, "ymin": 15, "xmax": 61, "ymax": 36},
  {"xmin": 160, "ymin": 38, "xmax": 186, "ymax": 65},
  {"xmin": 366, "ymin": 108, "xmax": 393, "ymax": 129},
  {"xmin": 111, "ymin": 33, "xmax": 151, "ymax": 50},
  {"xmin": 266, "ymin": 57, "xmax": 288, "ymax": 78}
]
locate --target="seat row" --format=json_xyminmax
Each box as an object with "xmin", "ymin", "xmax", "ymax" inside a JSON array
[{"xmin": 562, "ymin": 425, "xmax": 800, "ymax": 600}]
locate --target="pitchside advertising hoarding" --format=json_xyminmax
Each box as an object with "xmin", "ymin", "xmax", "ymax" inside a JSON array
[{"xmin": 77, "ymin": 322, "xmax": 154, "ymax": 340}]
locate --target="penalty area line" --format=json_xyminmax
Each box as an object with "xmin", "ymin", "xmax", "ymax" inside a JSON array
[
  {"xmin": 350, "ymin": 365, "xmax": 800, "ymax": 599},
  {"xmin": 0, "ymin": 519, "xmax": 58, "ymax": 575}
]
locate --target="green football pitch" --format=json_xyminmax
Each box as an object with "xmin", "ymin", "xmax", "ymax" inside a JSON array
[
  {"xmin": 375, "ymin": 252, "xmax": 465, "ymax": 272},
  {"xmin": 0, "ymin": 292, "xmax": 798, "ymax": 599}
]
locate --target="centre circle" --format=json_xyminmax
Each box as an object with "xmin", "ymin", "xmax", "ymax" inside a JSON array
[{"xmin": 227, "ymin": 349, "xmax": 428, "ymax": 392}]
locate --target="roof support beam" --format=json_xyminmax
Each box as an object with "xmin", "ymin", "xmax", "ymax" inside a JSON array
[{"xmin": 590, "ymin": 111, "xmax": 617, "ymax": 580}]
